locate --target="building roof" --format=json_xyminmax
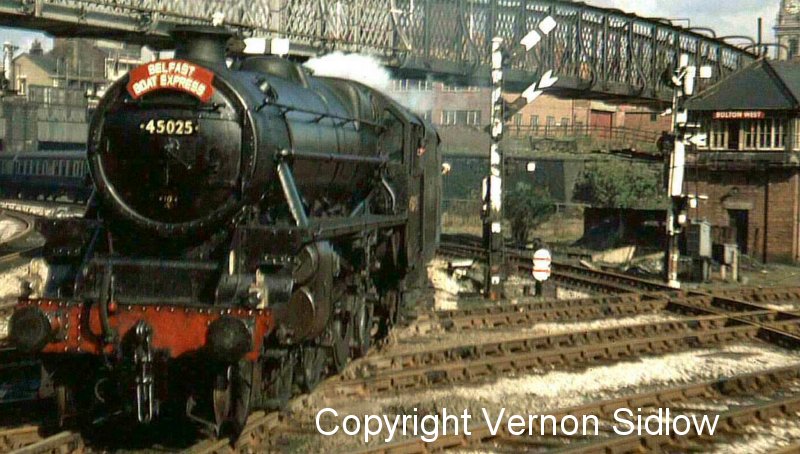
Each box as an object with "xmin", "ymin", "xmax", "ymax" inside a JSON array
[
  {"xmin": 688, "ymin": 59, "xmax": 800, "ymax": 112},
  {"xmin": 14, "ymin": 52, "xmax": 58, "ymax": 75}
]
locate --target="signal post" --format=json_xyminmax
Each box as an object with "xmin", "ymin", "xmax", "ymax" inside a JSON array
[
  {"xmin": 482, "ymin": 17, "xmax": 559, "ymax": 299},
  {"xmin": 483, "ymin": 37, "xmax": 507, "ymax": 299},
  {"xmin": 664, "ymin": 55, "xmax": 711, "ymax": 287}
]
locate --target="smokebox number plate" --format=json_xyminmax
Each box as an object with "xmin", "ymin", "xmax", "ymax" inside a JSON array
[{"xmin": 139, "ymin": 119, "xmax": 197, "ymax": 136}]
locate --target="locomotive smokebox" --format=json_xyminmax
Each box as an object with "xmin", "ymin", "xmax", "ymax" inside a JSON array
[
  {"xmin": 9, "ymin": 307, "xmax": 53, "ymax": 353},
  {"xmin": 206, "ymin": 316, "xmax": 252, "ymax": 362},
  {"xmin": 171, "ymin": 26, "xmax": 232, "ymax": 66}
]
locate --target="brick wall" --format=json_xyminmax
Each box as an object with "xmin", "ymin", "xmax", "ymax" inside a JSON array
[
  {"xmin": 510, "ymin": 96, "xmax": 589, "ymax": 128},
  {"xmin": 623, "ymin": 109, "xmax": 672, "ymax": 135},
  {"xmin": 386, "ymin": 81, "xmax": 662, "ymax": 132},
  {"xmin": 388, "ymin": 83, "xmax": 490, "ymax": 125},
  {"xmin": 686, "ymin": 168, "xmax": 800, "ymax": 263}
]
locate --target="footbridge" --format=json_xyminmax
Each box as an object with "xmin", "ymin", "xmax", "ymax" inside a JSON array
[{"xmin": 0, "ymin": 0, "xmax": 756, "ymax": 103}]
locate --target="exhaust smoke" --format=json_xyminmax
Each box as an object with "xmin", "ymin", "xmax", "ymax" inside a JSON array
[{"xmin": 304, "ymin": 52, "xmax": 392, "ymax": 93}]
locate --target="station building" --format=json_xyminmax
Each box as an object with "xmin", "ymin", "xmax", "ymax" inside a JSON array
[{"xmin": 687, "ymin": 58, "xmax": 800, "ymax": 263}]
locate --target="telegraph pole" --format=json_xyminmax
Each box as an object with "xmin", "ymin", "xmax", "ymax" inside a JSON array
[
  {"xmin": 664, "ymin": 54, "xmax": 711, "ymax": 288},
  {"xmin": 483, "ymin": 37, "xmax": 506, "ymax": 299}
]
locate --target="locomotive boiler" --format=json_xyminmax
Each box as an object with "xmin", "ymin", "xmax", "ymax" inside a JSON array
[{"xmin": 8, "ymin": 27, "xmax": 441, "ymax": 434}]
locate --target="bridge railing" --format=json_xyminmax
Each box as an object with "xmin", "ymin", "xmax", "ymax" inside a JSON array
[
  {"xmin": 0, "ymin": 0, "xmax": 756, "ymax": 102},
  {"xmin": 506, "ymin": 124, "xmax": 660, "ymax": 141}
]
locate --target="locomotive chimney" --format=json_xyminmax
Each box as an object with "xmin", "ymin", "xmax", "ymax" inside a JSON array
[{"xmin": 170, "ymin": 26, "xmax": 232, "ymax": 66}]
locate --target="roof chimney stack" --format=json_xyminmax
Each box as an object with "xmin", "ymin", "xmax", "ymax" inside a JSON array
[{"xmin": 29, "ymin": 40, "xmax": 43, "ymax": 56}]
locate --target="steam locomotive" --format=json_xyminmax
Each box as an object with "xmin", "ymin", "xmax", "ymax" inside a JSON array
[{"xmin": 8, "ymin": 27, "xmax": 441, "ymax": 435}]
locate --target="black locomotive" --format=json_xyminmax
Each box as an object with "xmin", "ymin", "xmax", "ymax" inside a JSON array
[{"xmin": 9, "ymin": 27, "xmax": 441, "ymax": 434}]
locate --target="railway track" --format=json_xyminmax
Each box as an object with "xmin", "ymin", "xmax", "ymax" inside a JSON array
[
  {"xmin": 6, "ymin": 431, "xmax": 83, "ymax": 454},
  {"xmin": 344, "ymin": 363, "xmax": 800, "ymax": 453},
  {"xmin": 15, "ymin": 289, "xmax": 800, "ymax": 452},
  {"xmin": 0, "ymin": 211, "xmax": 33, "ymax": 246},
  {"xmin": 321, "ymin": 317, "xmax": 796, "ymax": 399},
  {"xmin": 182, "ymin": 412, "xmax": 282, "ymax": 454},
  {"xmin": 0, "ymin": 425, "xmax": 45, "ymax": 452},
  {"xmin": 439, "ymin": 237, "xmax": 800, "ymax": 343},
  {"xmin": 420, "ymin": 287, "xmax": 800, "ymax": 337},
  {"xmin": 431, "ymin": 292, "xmax": 675, "ymax": 332},
  {"xmin": 0, "ymin": 209, "xmax": 42, "ymax": 266},
  {"xmin": 439, "ymin": 235, "xmax": 670, "ymax": 295},
  {"xmin": 0, "ymin": 200, "xmax": 85, "ymax": 220},
  {"xmin": 3, "ymin": 238, "xmax": 800, "ymax": 453}
]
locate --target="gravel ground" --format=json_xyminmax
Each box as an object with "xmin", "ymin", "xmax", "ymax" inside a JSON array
[
  {"xmin": 428, "ymin": 259, "xmax": 477, "ymax": 310},
  {"xmin": 0, "ymin": 260, "xmax": 47, "ymax": 301},
  {"xmin": 0, "ymin": 312, "xmax": 7, "ymax": 338},
  {"xmin": 0, "ymin": 263, "xmax": 30, "ymax": 301},
  {"xmin": 0, "ymin": 260, "xmax": 48, "ymax": 339},
  {"xmin": 360, "ymin": 344, "xmax": 800, "ymax": 415},
  {"xmin": 0, "ymin": 264, "xmax": 28, "ymax": 339},
  {"xmin": 711, "ymin": 416, "xmax": 800, "ymax": 453}
]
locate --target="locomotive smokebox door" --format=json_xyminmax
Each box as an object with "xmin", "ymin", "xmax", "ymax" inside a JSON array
[{"xmin": 89, "ymin": 26, "xmax": 265, "ymax": 239}]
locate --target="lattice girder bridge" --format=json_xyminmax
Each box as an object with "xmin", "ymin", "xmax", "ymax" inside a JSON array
[{"xmin": 0, "ymin": 0, "xmax": 755, "ymax": 103}]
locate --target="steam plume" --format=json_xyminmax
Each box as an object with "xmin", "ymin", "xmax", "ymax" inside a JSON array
[{"xmin": 303, "ymin": 52, "xmax": 392, "ymax": 93}]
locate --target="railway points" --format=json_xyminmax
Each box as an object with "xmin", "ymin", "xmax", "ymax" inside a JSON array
[
  {"xmin": 3, "ymin": 204, "xmax": 800, "ymax": 453},
  {"xmin": 3, "ymin": 242, "xmax": 800, "ymax": 452},
  {"xmin": 1, "ymin": 2, "xmax": 800, "ymax": 451}
]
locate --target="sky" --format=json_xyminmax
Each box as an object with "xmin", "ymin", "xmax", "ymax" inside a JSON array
[
  {"xmin": 0, "ymin": 0, "xmax": 782, "ymax": 54},
  {"xmin": 588, "ymin": 0, "xmax": 779, "ymax": 41}
]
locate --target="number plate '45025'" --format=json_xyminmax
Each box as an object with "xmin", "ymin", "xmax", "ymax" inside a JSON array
[{"xmin": 140, "ymin": 119, "xmax": 197, "ymax": 135}]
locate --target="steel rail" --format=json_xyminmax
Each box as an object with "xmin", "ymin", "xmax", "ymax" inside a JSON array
[
  {"xmin": 348, "ymin": 310, "xmax": 790, "ymax": 378},
  {"xmin": 346, "ymin": 364, "xmax": 800, "ymax": 453},
  {"xmin": 435, "ymin": 294, "xmax": 672, "ymax": 331},
  {"xmin": 321, "ymin": 323, "xmax": 772, "ymax": 398},
  {"xmin": 0, "ymin": 211, "xmax": 34, "ymax": 248},
  {"xmin": 182, "ymin": 411, "xmax": 282, "ymax": 454},
  {"xmin": 0, "ymin": 426, "xmax": 43, "ymax": 453},
  {"xmin": 439, "ymin": 239, "xmax": 800, "ymax": 348},
  {"xmin": 0, "ymin": 208, "xmax": 43, "ymax": 265},
  {"xmin": 551, "ymin": 393, "xmax": 800, "ymax": 453},
  {"xmin": 8, "ymin": 431, "xmax": 82, "ymax": 454},
  {"xmin": 439, "ymin": 239, "xmax": 669, "ymax": 294}
]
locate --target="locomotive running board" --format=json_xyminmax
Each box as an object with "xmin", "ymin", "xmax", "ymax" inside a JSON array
[
  {"xmin": 240, "ymin": 214, "xmax": 407, "ymax": 243},
  {"xmin": 275, "ymin": 158, "xmax": 406, "ymax": 240},
  {"xmin": 306, "ymin": 214, "xmax": 408, "ymax": 240}
]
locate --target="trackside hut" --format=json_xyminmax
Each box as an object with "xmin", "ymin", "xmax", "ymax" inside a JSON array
[{"xmin": 686, "ymin": 59, "xmax": 800, "ymax": 263}]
